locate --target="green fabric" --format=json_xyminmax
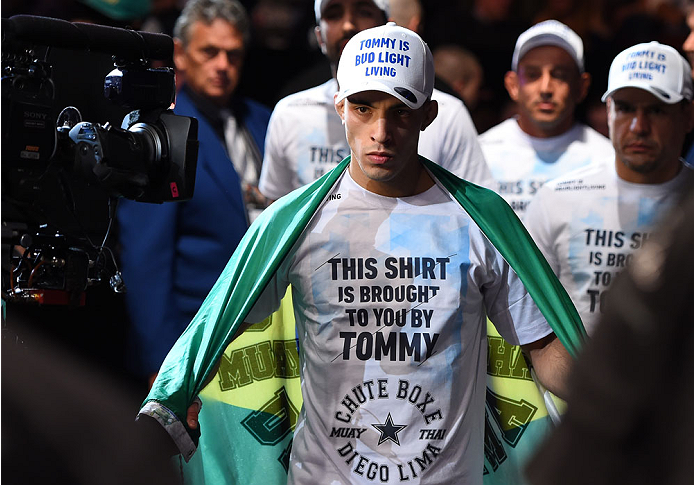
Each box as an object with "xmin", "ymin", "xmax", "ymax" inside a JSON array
[
  {"xmin": 142, "ymin": 157, "xmax": 350, "ymax": 442},
  {"xmin": 140, "ymin": 155, "xmax": 586, "ymax": 463},
  {"xmin": 182, "ymin": 399, "xmax": 294, "ymax": 484},
  {"xmin": 179, "ymin": 287, "xmax": 300, "ymax": 484}
]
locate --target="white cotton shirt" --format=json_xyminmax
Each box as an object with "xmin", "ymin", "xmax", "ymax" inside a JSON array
[
  {"xmin": 524, "ymin": 161, "xmax": 694, "ymax": 334},
  {"xmin": 258, "ymin": 79, "xmax": 493, "ymax": 201},
  {"xmin": 479, "ymin": 118, "xmax": 614, "ymax": 217},
  {"xmin": 247, "ymin": 170, "xmax": 552, "ymax": 484}
]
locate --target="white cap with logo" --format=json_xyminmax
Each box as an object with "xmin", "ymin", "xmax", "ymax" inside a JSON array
[
  {"xmin": 601, "ymin": 41, "xmax": 693, "ymax": 104},
  {"xmin": 512, "ymin": 20, "xmax": 584, "ymax": 72},
  {"xmin": 314, "ymin": 0, "xmax": 390, "ymax": 23},
  {"xmin": 335, "ymin": 22, "xmax": 434, "ymax": 109}
]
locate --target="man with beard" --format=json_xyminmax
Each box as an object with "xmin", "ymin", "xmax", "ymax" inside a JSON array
[
  {"xmin": 524, "ymin": 41, "xmax": 694, "ymax": 336},
  {"xmin": 257, "ymin": 0, "xmax": 493, "ymax": 203},
  {"xmin": 139, "ymin": 24, "xmax": 582, "ymax": 485},
  {"xmin": 479, "ymin": 20, "xmax": 614, "ymax": 218},
  {"xmin": 477, "ymin": 22, "xmax": 615, "ymax": 485}
]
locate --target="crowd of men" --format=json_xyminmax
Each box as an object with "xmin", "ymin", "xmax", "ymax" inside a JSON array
[
  {"xmin": 4, "ymin": 0, "xmax": 694, "ymax": 484},
  {"xmin": 122, "ymin": 0, "xmax": 694, "ymax": 484}
]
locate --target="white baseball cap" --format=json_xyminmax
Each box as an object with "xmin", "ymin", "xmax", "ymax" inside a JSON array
[
  {"xmin": 601, "ymin": 41, "xmax": 693, "ymax": 104},
  {"xmin": 314, "ymin": 0, "xmax": 390, "ymax": 23},
  {"xmin": 335, "ymin": 22, "xmax": 434, "ymax": 109},
  {"xmin": 512, "ymin": 20, "xmax": 584, "ymax": 72}
]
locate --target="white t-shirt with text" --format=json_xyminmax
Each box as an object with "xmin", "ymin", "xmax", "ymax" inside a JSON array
[
  {"xmin": 524, "ymin": 161, "xmax": 694, "ymax": 334},
  {"xmin": 479, "ymin": 118, "xmax": 614, "ymax": 217},
  {"xmin": 247, "ymin": 170, "xmax": 552, "ymax": 484}
]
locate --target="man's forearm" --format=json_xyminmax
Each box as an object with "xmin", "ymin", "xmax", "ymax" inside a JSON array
[{"xmin": 522, "ymin": 333, "xmax": 572, "ymax": 399}]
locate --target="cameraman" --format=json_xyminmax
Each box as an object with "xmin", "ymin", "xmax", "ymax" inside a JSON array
[{"xmin": 116, "ymin": 0, "xmax": 271, "ymax": 386}]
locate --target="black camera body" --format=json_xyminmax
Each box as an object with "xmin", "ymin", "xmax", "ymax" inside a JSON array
[{"xmin": 2, "ymin": 15, "xmax": 199, "ymax": 305}]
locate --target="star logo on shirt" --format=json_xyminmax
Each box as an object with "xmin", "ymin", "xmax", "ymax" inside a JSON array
[{"xmin": 372, "ymin": 413, "xmax": 407, "ymax": 446}]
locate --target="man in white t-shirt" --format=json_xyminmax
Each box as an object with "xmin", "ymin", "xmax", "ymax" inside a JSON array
[
  {"xmin": 257, "ymin": 0, "xmax": 493, "ymax": 201},
  {"xmin": 169, "ymin": 24, "xmax": 577, "ymax": 485},
  {"xmin": 480, "ymin": 20, "xmax": 614, "ymax": 217},
  {"xmin": 479, "ymin": 22, "xmax": 613, "ymax": 485},
  {"xmin": 525, "ymin": 41, "xmax": 694, "ymax": 335}
]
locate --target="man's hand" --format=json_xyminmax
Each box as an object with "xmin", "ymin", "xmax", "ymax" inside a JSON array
[
  {"xmin": 186, "ymin": 398, "xmax": 202, "ymax": 430},
  {"xmin": 151, "ymin": 323, "xmax": 253, "ymax": 433}
]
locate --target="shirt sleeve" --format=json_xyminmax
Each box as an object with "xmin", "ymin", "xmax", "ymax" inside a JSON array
[
  {"xmin": 424, "ymin": 94, "xmax": 495, "ymax": 189},
  {"xmin": 258, "ymin": 104, "xmax": 297, "ymax": 201},
  {"xmin": 485, "ymin": 265, "xmax": 554, "ymax": 346},
  {"xmin": 523, "ymin": 186, "xmax": 560, "ymax": 275},
  {"xmin": 471, "ymin": 226, "xmax": 553, "ymax": 346}
]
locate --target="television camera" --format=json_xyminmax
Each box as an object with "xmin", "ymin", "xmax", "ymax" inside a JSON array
[{"xmin": 2, "ymin": 15, "xmax": 199, "ymax": 306}]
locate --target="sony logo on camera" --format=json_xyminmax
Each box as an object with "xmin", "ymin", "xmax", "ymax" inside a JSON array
[
  {"xmin": 23, "ymin": 110, "xmax": 49, "ymax": 119},
  {"xmin": 2, "ymin": 14, "xmax": 200, "ymax": 305}
]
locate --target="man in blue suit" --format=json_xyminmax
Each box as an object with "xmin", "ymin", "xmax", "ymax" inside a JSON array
[{"xmin": 117, "ymin": 0, "xmax": 271, "ymax": 386}]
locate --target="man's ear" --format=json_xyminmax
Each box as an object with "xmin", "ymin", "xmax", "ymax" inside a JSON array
[
  {"xmin": 504, "ymin": 70, "xmax": 520, "ymax": 101},
  {"xmin": 421, "ymin": 100, "xmax": 438, "ymax": 131},
  {"xmin": 334, "ymin": 94, "xmax": 345, "ymax": 123},
  {"xmin": 605, "ymin": 95, "xmax": 613, "ymax": 115},
  {"xmin": 173, "ymin": 38, "xmax": 187, "ymax": 73},
  {"xmin": 605, "ymin": 97, "xmax": 616, "ymax": 133},
  {"xmin": 315, "ymin": 26, "xmax": 328, "ymax": 55},
  {"xmin": 404, "ymin": 14, "xmax": 422, "ymax": 33}
]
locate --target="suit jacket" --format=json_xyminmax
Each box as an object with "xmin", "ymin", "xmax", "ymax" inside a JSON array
[{"xmin": 117, "ymin": 87, "xmax": 271, "ymax": 376}]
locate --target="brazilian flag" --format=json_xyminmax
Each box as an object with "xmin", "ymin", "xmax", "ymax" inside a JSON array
[
  {"xmin": 483, "ymin": 318, "xmax": 567, "ymax": 485},
  {"xmin": 139, "ymin": 157, "xmax": 586, "ymax": 484}
]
